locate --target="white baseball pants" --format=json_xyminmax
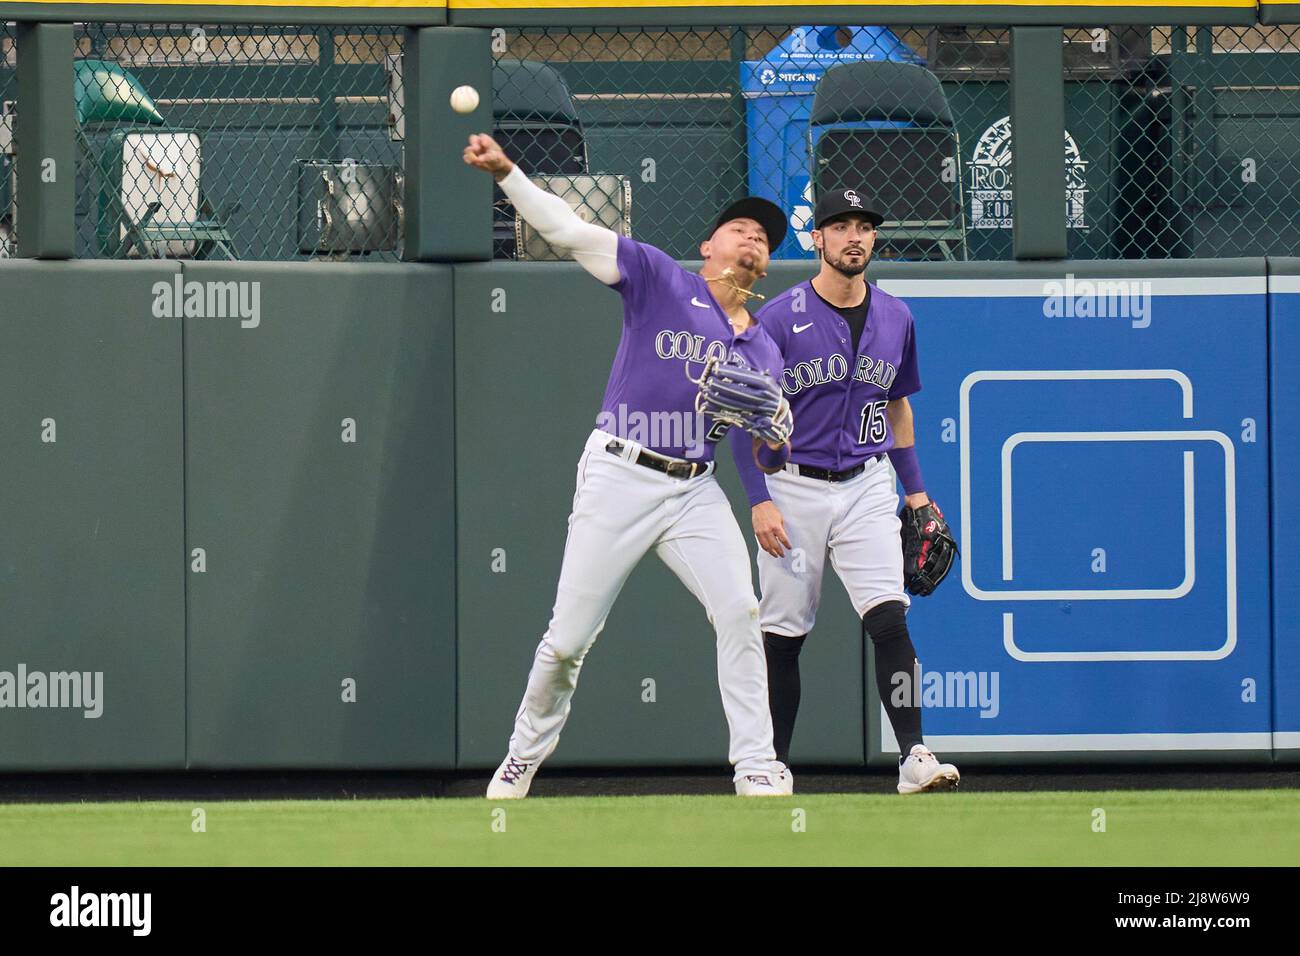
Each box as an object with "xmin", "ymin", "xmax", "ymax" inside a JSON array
[
  {"xmin": 758, "ymin": 456, "xmax": 910, "ymax": 637},
  {"xmin": 506, "ymin": 429, "xmax": 776, "ymax": 777}
]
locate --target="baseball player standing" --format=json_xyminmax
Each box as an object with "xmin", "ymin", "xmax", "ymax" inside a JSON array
[
  {"xmin": 463, "ymin": 133, "xmax": 796, "ymax": 798},
  {"xmin": 735, "ymin": 188, "xmax": 961, "ymax": 794}
]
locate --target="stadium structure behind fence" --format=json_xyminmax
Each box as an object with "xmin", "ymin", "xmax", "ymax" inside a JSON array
[{"xmin": 0, "ymin": 22, "xmax": 1298, "ymax": 262}]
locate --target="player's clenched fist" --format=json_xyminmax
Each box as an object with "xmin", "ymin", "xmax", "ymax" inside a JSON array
[
  {"xmin": 463, "ymin": 133, "xmax": 515, "ymax": 182},
  {"xmin": 752, "ymin": 501, "xmax": 793, "ymax": 558}
]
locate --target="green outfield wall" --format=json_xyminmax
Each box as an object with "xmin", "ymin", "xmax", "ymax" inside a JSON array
[
  {"xmin": 1, "ymin": 255, "xmax": 1294, "ymax": 770},
  {"xmin": 0, "ymin": 260, "xmax": 456, "ymax": 769}
]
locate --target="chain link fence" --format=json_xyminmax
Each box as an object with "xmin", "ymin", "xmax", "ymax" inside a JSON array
[
  {"xmin": 73, "ymin": 23, "xmax": 403, "ymax": 261},
  {"xmin": 1, "ymin": 21, "xmax": 1297, "ymax": 263},
  {"xmin": 493, "ymin": 25, "xmax": 1017, "ymax": 262},
  {"xmin": 494, "ymin": 23, "xmax": 1300, "ymax": 263},
  {"xmin": 1069, "ymin": 24, "xmax": 1300, "ymax": 259},
  {"xmin": 1, "ymin": 23, "xmax": 16, "ymax": 258}
]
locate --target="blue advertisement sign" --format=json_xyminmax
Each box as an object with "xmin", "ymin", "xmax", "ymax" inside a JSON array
[{"xmin": 869, "ymin": 274, "xmax": 1271, "ymax": 760}]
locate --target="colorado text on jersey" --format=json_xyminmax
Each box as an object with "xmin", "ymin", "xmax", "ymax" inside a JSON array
[{"xmin": 780, "ymin": 353, "xmax": 898, "ymax": 395}]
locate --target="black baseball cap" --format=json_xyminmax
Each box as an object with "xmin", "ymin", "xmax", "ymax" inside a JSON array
[
  {"xmin": 712, "ymin": 196, "xmax": 788, "ymax": 252},
  {"xmin": 814, "ymin": 188, "xmax": 885, "ymax": 229}
]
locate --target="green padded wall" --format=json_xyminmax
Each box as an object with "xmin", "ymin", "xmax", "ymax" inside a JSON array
[
  {"xmin": 183, "ymin": 262, "xmax": 456, "ymax": 768},
  {"xmin": 0, "ymin": 260, "xmax": 185, "ymax": 769},
  {"xmin": 454, "ymin": 261, "xmax": 865, "ymax": 769}
]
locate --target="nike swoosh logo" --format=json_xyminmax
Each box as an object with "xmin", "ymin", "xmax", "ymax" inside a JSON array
[
  {"xmin": 793, "ymin": 322, "xmax": 814, "ymax": 333},
  {"xmin": 690, "ymin": 297, "xmax": 711, "ymax": 309}
]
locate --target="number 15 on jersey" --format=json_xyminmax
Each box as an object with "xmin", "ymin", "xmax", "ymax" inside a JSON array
[{"xmin": 859, "ymin": 400, "xmax": 888, "ymax": 445}]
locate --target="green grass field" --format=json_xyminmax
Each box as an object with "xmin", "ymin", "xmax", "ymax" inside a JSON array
[{"xmin": 2, "ymin": 790, "xmax": 1298, "ymax": 865}]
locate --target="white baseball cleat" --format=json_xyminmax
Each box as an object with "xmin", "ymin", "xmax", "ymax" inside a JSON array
[
  {"xmin": 486, "ymin": 753, "xmax": 540, "ymax": 800},
  {"xmin": 897, "ymin": 744, "xmax": 960, "ymax": 795},
  {"xmin": 735, "ymin": 761, "xmax": 795, "ymax": 797}
]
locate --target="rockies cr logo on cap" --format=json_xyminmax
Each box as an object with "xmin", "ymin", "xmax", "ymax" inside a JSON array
[{"xmin": 844, "ymin": 189, "xmax": 862, "ymax": 207}]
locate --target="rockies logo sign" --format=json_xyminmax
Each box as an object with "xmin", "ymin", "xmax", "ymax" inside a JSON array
[{"xmin": 968, "ymin": 116, "xmax": 1089, "ymax": 230}]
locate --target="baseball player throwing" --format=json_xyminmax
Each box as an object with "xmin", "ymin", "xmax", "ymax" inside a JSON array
[
  {"xmin": 734, "ymin": 188, "xmax": 961, "ymax": 794},
  {"xmin": 463, "ymin": 133, "xmax": 796, "ymax": 798}
]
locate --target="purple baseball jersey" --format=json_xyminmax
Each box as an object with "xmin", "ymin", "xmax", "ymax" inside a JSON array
[
  {"xmin": 594, "ymin": 236, "xmax": 785, "ymax": 461},
  {"xmin": 758, "ymin": 279, "xmax": 921, "ymax": 470}
]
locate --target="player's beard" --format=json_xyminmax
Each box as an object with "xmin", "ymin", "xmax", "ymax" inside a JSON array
[{"xmin": 823, "ymin": 245, "xmax": 869, "ymax": 278}]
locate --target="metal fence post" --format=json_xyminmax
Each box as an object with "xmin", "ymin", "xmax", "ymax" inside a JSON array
[
  {"xmin": 316, "ymin": 26, "xmax": 342, "ymax": 164},
  {"xmin": 1010, "ymin": 26, "xmax": 1066, "ymax": 259},
  {"xmin": 403, "ymin": 26, "xmax": 492, "ymax": 261},
  {"xmin": 15, "ymin": 22, "xmax": 75, "ymax": 259}
]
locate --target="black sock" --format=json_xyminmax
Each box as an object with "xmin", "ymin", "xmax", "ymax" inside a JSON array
[
  {"xmin": 763, "ymin": 632, "xmax": 806, "ymax": 764},
  {"xmin": 863, "ymin": 603, "xmax": 924, "ymax": 759}
]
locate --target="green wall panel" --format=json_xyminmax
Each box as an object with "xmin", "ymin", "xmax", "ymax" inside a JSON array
[
  {"xmin": 454, "ymin": 261, "xmax": 864, "ymax": 770},
  {"xmin": 0, "ymin": 260, "xmax": 185, "ymax": 769},
  {"xmin": 183, "ymin": 261, "xmax": 455, "ymax": 768}
]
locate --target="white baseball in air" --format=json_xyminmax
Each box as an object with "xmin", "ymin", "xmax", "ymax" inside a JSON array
[{"xmin": 450, "ymin": 85, "xmax": 480, "ymax": 114}]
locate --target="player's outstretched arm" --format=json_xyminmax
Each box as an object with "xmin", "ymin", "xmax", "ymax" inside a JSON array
[{"xmin": 463, "ymin": 133, "xmax": 620, "ymax": 285}]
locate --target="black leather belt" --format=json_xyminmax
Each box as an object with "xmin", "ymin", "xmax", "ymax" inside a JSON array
[
  {"xmin": 789, "ymin": 454, "xmax": 883, "ymax": 482},
  {"xmin": 605, "ymin": 439, "xmax": 707, "ymax": 480}
]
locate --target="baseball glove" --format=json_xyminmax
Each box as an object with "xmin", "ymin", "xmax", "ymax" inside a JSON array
[
  {"xmin": 691, "ymin": 355, "xmax": 793, "ymax": 445},
  {"xmin": 900, "ymin": 501, "xmax": 959, "ymax": 596}
]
